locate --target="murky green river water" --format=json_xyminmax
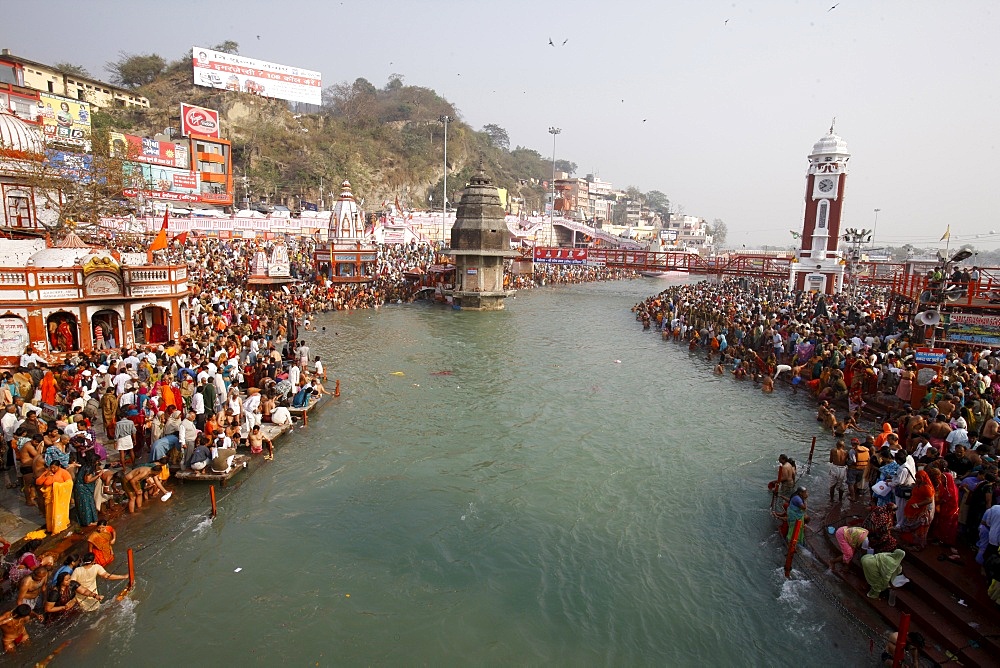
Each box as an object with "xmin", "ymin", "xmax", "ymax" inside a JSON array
[{"xmin": 19, "ymin": 279, "xmax": 869, "ymax": 667}]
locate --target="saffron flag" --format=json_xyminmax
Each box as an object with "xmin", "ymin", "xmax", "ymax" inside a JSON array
[
  {"xmin": 172, "ymin": 230, "xmax": 188, "ymax": 245},
  {"xmin": 940, "ymin": 225, "xmax": 950, "ymax": 241},
  {"xmin": 146, "ymin": 210, "xmax": 169, "ymax": 262}
]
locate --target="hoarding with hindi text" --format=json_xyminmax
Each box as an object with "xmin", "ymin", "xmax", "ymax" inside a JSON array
[
  {"xmin": 192, "ymin": 46, "xmax": 322, "ymax": 105},
  {"xmin": 110, "ymin": 132, "xmax": 189, "ymax": 169},
  {"xmin": 942, "ymin": 312, "xmax": 1000, "ymax": 347},
  {"xmin": 37, "ymin": 93, "xmax": 91, "ymax": 150}
]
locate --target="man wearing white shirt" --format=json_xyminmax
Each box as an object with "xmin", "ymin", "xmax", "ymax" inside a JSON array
[
  {"xmin": 191, "ymin": 386, "xmax": 206, "ymax": 429},
  {"xmin": 288, "ymin": 363, "xmax": 300, "ymax": 391},
  {"xmin": 179, "ymin": 410, "xmax": 199, "ymax": 468},
  {"xmin": 112, "ymin": 369, "xmax": 131, "ymax": 396},
  {"xmin": 946, "ymin": 418, "xmax": 970, "ymax": 454},
  {"xmin": 119, "ymin": 386, "xmax": 136, "ymax": 409}
]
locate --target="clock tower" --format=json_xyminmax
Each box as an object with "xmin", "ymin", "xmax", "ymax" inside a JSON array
[{"xmin": 788, "ymin": 124, "xmax": 851, "ymax": 294}]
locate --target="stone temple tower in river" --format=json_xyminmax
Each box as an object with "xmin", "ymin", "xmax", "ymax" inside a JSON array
[{"xmin": 446, "ymin": 168, "xmax": 517, "ymax": 310}]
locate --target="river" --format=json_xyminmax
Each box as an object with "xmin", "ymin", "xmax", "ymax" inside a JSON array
[{"xmin": 21, "ymin": 278, "xmax": 870, "ymax": 667}]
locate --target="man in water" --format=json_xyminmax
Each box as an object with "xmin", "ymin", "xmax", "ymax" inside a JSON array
[
  {"xmin": 0, "ymin": 604, "xmax": 34, "ymax": 653},
  {"xmin": 247, "ymin": 425, "xmax": 274, "ymax": 460},
  {"xmin": 777, "ymin": 454, "xmax": 796, "ymax": 498},
  {"xmin": 847, "ymin": 438, "xmax": 869, "ymax": 502},
  {"xmin": 123, "ymin": 464, "xmax": 168, "ymax": 513},
  {"xmin": 829, "ymin": 439, "xmax": 848, "ymax": 504},
  {"xmin": 17, "ymin": 567, "xmax": 49, "ymax": 612}
]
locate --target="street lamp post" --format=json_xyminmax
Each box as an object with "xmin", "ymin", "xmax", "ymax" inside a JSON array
[
  {"xmin": 440, "ymin": 115, "xmax": 452, "ymax": 247},
  {"xmin": 842, "ymin": 227, "xmax": 872, "ymax": 297},
  {"xmin": 872, "ymin": 208, "xmax": 881, "ymax": 248},
  {"xmin": 548, "ymin": 127, "xmax": 561, "ymax": 247}
]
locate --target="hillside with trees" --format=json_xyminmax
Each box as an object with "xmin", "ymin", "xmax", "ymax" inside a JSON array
[{"xmin": 90, "ymin": 42, "xmax": 668, "ymax": 216}]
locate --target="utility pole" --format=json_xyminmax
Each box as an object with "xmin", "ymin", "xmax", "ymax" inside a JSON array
[
  {"xmin": 548, "ymin": 127, "xmax": 561, "ymax": 247},
  {"xmin": 841, "ymin": 228, "xmax": 872, "ymax": 297},
  {"xmin": 440, "ymin": 115, "xmax": 451, "ymax": 247},
  {"xmin": 872, "ymin": 208, "xmax": 881, "ymax": 248}
]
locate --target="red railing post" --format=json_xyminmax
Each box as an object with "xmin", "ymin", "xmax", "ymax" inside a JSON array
[
  {"xmin": 892, "ymin": 612, "xmax": 911, "ymax": 668},
  {"xmin": 209, "ymin": 485, "xmax": 217, "ymax": 518}
]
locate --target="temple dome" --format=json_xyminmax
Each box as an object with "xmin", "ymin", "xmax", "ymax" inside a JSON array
[
  {"xmin": 0, "ymin": 104, "xmax": 45, "ymax": 160},
  {"xmin": 329, "ymin": 180, "xmax": 365, "ymax": 239}
]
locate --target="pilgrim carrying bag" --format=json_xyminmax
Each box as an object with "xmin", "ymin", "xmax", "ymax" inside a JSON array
[{"xmin": 894, "ymin": 484, "xmax": 913, "ymax": 500}]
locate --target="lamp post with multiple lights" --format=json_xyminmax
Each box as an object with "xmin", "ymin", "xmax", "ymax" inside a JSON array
[
  {"xmin": 548, "ymin": 127, "xmax": 561, "ymax": 247},
  {"xmin": 440, "ymin": 115, "xmax": 452, "ymax": 246}
]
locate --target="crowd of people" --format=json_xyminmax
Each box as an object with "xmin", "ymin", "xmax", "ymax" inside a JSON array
[
  {"xmin": 634, "ymin": 277, "xmax": 1000, "ymax": 619},
  {"xmin": 0, "ymin": 235, "xmax": 641, "ymax": 654}
]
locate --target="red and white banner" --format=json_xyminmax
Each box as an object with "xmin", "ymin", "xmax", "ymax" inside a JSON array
[
  {"xmin": 180, "ymin": 103, "xmax": 220, "ymax": 138},
  {"xmin": 533, "ymin": 248, "xmax": 588, "ymax": 265},
  {"xmin": 123, "ymin": 188, "xmax": 201, "ymax": 203},
  {"xmin": 192, "ymin": 46, "xmax": 322, "ymax": 105}
]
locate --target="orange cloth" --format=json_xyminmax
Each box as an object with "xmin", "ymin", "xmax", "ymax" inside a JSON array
[
  {"xmin": 40, "ymin": 371, "xmax": 57, "ymax": 406},
  {"xmin": 873, "ymin": 423, "xmax": 894, "ymax": 449},
  {"xmin": 88, "ymin": 527, "xmax": 116, "ymax": 567}
]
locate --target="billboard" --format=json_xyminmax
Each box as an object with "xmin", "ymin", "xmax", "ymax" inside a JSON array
[
  {"xmin": 44, "ymin": 150, "xmax": 92, "ymax": 181},
  {"xmin": 180, "ymin": 103, "xmax": 220, "ymax": 138},
  {"xmin": 123, "ymin": 163, "xmax": 201, "ymax": 202},
  {"xmin": 192, "ymin": 46, "xmax": 322, "ymax": 105},
  {"xmin": 110, "ymin": 132, "xmax": 189, "ymax": 169},
  {"xmin": 942, "ymin": 312, "xmax": 1000, "ymax": 347},
  {"xmin": 533, "ymin": 248, "xmax": 588, "ymax": 265},
  {"xmin": 37, "ymin": 93, "xmax": 91, "ymax": 150}
]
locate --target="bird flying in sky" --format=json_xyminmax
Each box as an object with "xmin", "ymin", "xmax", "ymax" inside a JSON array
[
  {"xmin": 828, "ymin": 3, "xmax": 839, "ymax": 11},
  {"xmin": 548, "ymin": 38, "xmax": 554, "ymax": 46}
]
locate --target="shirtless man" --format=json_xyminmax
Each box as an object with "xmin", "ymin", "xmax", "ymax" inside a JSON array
[
  {"xmin": 936, "ymin": 394, "xmax": 956, "ymax": 420},
  {"xmin": 926, "ymin": 415, "xmax": 953, "ymax": 456},
  {"xmin": 829, "ymin": 440, "xmax": 849, "ymax": 504},
  {"xmin": 123, "ymin": 464, "xmax": 168, "ymax": 513},
  {"xmin": 17, "ymin": 433, "xmax": 41, "ymax": 506},
  {"xmin": 777, "ymin": 454, "xmax": 796, "ymax": 498},
  {"xmin": 904, "ymin": 411, "xmax": 928, "ymax": 451},
  {"xmin": 17, "ymin": 567, "xmax": 48, "ymax": 613},
  {"xmin": 0, "ymin": 605, "xmax": 34, "ymax": 654},
  {"xmin": 981, "ymin": 413, "xmax": 1000, "ymax": 450},
  {"xmin": 247, "ymin": 425, "xmax": 274, "ymax": 460}
]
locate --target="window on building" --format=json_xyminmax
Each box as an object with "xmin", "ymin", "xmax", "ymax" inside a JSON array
[
  {"xmin": 817, "ymin": 200, "xmax": 829, "ymax": 229},
  {"xmin": 47, "ymin": 81, "xmax": 54, "ymax": 93},
  {"xmin": 0, "ymin": 65, "xmax": 17, "ymax": 86},
  {"xmin": 6, "ymin": 191, "xmax": 33, "ymax": 228}
]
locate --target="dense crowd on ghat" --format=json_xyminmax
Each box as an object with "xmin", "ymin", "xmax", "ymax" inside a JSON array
[
  {"xmin": 0, "ymin": 236, "xmax": 636, "ymax": 653},
  {"xmin": 633, "ymin": 277, "xmax": 1000, "ymax": 615}
]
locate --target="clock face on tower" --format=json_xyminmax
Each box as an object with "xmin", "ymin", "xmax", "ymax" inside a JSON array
[{"xmin": 818, "ymin": 178, "xmax": 834, "ymax": 193}]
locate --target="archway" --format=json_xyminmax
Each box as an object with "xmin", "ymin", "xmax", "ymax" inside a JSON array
[
  {"xmin": 45, "ymin": 311, "xmax": 79, "ymax": 353},
  {"xmin": 133, "ymin": 306, "xmax": 170, "ymax": 346},
  {"xmin": 92, "ymin": 309, "xmax": 121, "ymax": 350}
]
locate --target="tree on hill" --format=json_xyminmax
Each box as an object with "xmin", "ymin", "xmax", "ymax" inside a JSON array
[
  {"xmin": 105, "ymin": 51, "xmax": 166, "ymax": 89},
  {"xmin": 482, "ymin": 124, "xmax": 510, "ymax": 151},
  {"xmin": 212, "ymin": 40, "xmax": 240, "ymax": 54},
  {"xmin": 53, "ymin": 62, "xmax": 91, "ymax": 78},
  {"xmin": 554, "ymin": 159, "xmax": 577, "ymax": 176}
]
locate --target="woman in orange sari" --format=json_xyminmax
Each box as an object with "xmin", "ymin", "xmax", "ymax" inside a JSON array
[
  {"xmin": 87, "ymin": 520, "xmax": 116, "ymax": 567},
  {"xmin": 899, "ymin": 470, "xmax": 935, "ymax": 550},
  {"xmin": 39, "ymin": 371, "xmax": 58, "ymax": 406}
]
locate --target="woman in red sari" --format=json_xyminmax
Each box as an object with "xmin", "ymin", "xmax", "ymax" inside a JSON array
[
  {"xmin": 899, "ymin": 470, "xmax": 936, "ymax": 550},
  {"xmin": 927, "ymin": 462, "xmax": 960, "ymax": 546}
]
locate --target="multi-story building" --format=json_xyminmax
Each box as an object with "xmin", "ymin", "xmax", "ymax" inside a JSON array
[
  {"xmin": 0, "ymin": 49, "xmax": 149, "ymax": 110},
  {"xmin": 0, "ymin": 58, "xmax": 40, "ymax": 123},
  {"xmin": 665, "ymin": 213, "xmax": 713, "ymax": 249}
]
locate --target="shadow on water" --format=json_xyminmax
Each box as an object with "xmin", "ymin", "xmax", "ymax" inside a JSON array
[{"xmin": 24, "ymin": 281, "xmax": 870, "ymax": 667}]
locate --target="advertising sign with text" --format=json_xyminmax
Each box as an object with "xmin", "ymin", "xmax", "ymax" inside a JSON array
[
  {"xmin": 533, "ymin": 248, "xmax": 588, "ymax": 265},
  {"xmin": 192, "ymin": 46, "xmax": 322, "ymax": 105},
  {"xmin": 942, "ymin": 313, "xmax": 1000, "ymax": 347},
  {"xmin": 180, "ymin": 103, "xmax": 220, "ymax": 138},
  {"xmin": 111, "ymin": 132, "xmax": 189, "ymax": 169},
  {"xmin": 123, "ymin": 162, "xmax": 201, "ymax": 202},
  {"xmin": 37, "ymin": 93, "xmax": 91, "ymax": 150}
]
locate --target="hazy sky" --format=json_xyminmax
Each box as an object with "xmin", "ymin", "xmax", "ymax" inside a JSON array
[{"xmin": 5, "ymin": 1, "xmax": 999, "ymax": 247}]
